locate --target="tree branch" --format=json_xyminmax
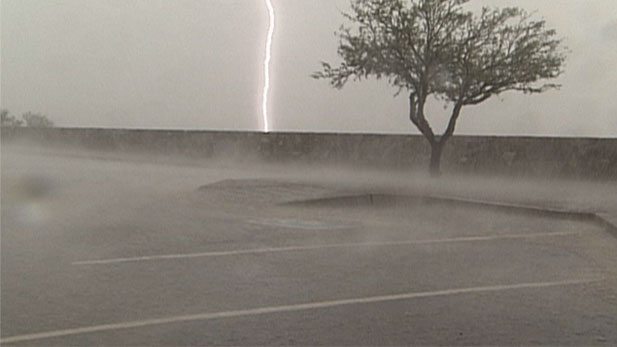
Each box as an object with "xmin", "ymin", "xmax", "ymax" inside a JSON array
[
  {"xmin": 409, "ymin": 92, "xmax": 436, "ymax": 144},
  {"xmin": 441, "ymin": 102, "xmax": 464, "ymax": 142}
]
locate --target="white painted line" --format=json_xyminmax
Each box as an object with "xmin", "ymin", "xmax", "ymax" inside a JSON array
[
  {"xmin": 0, "ymin": 277, "xmax": 600, "ymax": 344},
  {"xmin": 73, "ymin": 231, "xmax": 580, "ymax": 266}
]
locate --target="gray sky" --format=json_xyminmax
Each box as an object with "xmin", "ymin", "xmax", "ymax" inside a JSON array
[{"xmin": 1, "ymin": 0, "xmax": 616, "ymax": 136}]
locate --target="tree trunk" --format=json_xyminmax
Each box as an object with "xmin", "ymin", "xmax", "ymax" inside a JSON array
[{"xmin": 429, "ymin": 141, "xmax": 443, "ymax": 177}]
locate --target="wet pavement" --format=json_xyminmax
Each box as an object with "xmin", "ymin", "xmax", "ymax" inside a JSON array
[{"xmin": 2, "ymin": 149, "xmax": 616, "ymax": 346}]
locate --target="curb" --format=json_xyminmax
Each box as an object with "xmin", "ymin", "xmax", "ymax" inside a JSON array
[
  {"xmin": 285, "ymin": 192, "xmax": 617, "ymax": 239},
  {"xmin": 408, "ymin": 194, "xmax": 617, "ymax": 240},
  {"xmin": 594, "ymin": 212, "xmax": 617, "ymax": 239}
]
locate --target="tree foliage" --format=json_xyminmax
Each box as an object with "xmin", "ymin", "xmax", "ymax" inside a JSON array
[
  {"xmin": 2, "ymin": 109, "xmax": 55, "ymax": 128},
  {"xmin": 22, "ymin": 112, "xmax": 55, "ymax": 128},
  {"xmin": 313, "ymin": 0, "xmax": 567, "ymax": 174},
  {"xmin": 1, "ymin": 109, "xmax": 23, "ymax": 127}
]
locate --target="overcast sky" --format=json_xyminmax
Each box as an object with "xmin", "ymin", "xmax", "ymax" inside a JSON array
[{"xmin": 1, "ymin": 0, "xmax": 616, "ymax": 136}]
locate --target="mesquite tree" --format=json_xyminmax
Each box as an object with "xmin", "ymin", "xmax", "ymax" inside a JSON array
[{"xmin": 313, "ymin": 0, "xmax": 566, "ymax": 176}]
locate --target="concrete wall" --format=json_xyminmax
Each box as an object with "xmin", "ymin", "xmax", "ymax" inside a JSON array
[{"xmin": 2, "ymin": 127, "xmax": 616, "ymax": 179}]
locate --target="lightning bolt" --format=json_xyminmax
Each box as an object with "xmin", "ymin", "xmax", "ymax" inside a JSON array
[{"xmin": 262, "ymin": 0, "xmax": 275, "ymax": 132}]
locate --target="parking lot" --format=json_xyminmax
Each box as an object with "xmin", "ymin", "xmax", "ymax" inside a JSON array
[{"xmin": 2, "ymin": 149, "xmax": 617, "ymax": 345}]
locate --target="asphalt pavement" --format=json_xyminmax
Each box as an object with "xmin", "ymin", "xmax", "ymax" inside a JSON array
[{"xmin": 2, "ymin": 148, "xmax": 616, "ymax": 346}]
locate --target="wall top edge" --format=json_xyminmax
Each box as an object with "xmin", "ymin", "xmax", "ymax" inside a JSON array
[{"xmin": 2, "ymin": 127, "xmax": 616, "ymax": 141}]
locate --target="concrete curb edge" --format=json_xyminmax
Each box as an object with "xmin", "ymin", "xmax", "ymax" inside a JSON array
[
  {"xmin": 410, "ymin": 194, "xmax": 617, "ymax": 239},
  {"xmin": 284, "ymin": 192, "xmax": 617, "ymax": 239}
]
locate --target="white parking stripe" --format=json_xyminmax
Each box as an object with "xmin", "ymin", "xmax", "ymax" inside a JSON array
[
  {"xmin": 0, "ymin": 277, "xmax": 600, "ymax": 344},
  {"xmin": 73, "ymin": 231, "xmax": 580, "ymax": 266}
]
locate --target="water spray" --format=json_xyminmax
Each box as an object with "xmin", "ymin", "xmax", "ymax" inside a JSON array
[{"xmin": 262, "ymin": 0, "xmax": 275, "ymax": 133}]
